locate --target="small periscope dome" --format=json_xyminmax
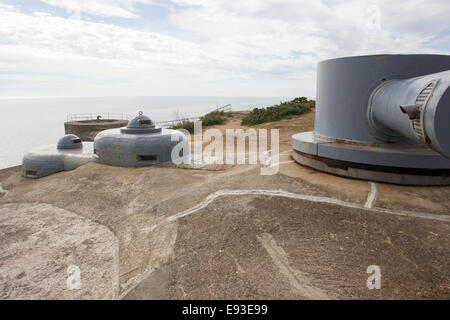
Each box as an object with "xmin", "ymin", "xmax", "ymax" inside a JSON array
[
  {"xmin": 22, "ymin": 134, "xmax": 96, "ymax": 178},
  {"xmin": 94, "ymin": 112, "xmax": 189, "ymax": 167}
]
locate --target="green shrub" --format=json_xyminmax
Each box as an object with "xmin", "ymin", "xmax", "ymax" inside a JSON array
[
  {"xmin": 241, "ymin": 97, "xmax": 314, "ymax": 126},
  {"xmin": 170, "ymin": 120, "xmax": 195, "ymax": 133},
  {"xmin": 201, "ymin": 110, "xmax": 228, "ymax": 127},
  {"xmin": 169, "ymin": 110, "xmax": 230, "ymax": 133}
]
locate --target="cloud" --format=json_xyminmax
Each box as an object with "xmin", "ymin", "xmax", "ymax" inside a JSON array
[
  {"xmin": 169, "ymin": 0, "xmax": 449, "ymax": 59},
  {"xmin": 0, "ymin": 0, "xmax": 448, "ymax": 98},
  {"xmin": 39, "ymin": 0, "xmax": 152, "ymax": 19}
]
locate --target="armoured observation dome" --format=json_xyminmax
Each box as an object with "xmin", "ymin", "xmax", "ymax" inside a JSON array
[
  {"xmin": 94, "ymin": 111, "xmax": 189, "ymax": 167},
  {"xmin": 57, "ymin": 134, "xmax": 83, "ymax": 150},
  {"xmin": 120, "ymin": 112, "xmax": 162, "ymax": 134},
  {"xmin": 22, "ymin": 134, "xmax": 95, "ymax": 179}
]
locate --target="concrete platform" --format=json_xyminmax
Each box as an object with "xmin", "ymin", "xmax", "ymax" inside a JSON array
[
  {"xmin": 65, "ymin": 119, "xmax": 129, "ymax": 142},
  {"xmin": 0, "ymin": 154, "xmax": 449, "ymax": 299}
]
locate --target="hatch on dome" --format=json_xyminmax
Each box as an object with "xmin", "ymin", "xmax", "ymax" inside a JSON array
[
  {"xmin": 57, "ymin": 134, "xmax": 83, "ymax": 150},
  {"xmin": 120, "ymin": 112, "xmax": 162, "ymax": 134}
]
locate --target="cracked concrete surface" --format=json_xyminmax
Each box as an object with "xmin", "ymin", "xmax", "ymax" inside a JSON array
[
  {"xmin": 0, "ymin": 203, "xmax": 117, "ymax": 299},
  {"xmin": 124, "ymin": 193, "xmax": 449, "ymax": 300}
]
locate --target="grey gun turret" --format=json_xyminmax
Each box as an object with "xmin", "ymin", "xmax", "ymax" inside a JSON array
[{"xmin": 292, "ymin": 54, "xmax": 450, "ymax": 185}]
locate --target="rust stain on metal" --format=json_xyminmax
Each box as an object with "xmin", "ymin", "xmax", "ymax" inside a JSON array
[
  {"xmin": 329, "ymin": 139, "xmax": 364, "ymax": 147},
  {"xmin": 326, "ymin": 139, "xmax": 403, "ymax": 149},
  {"xmin": 375, "ymin": 54, "xmax": 388, "ymax": 60}
]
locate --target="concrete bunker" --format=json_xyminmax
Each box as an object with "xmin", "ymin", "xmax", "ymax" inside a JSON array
[
  {"xmin": 22, "ymin": 134, "xmax": 96, "ymax": 178},
  {"xmin": 93, "ymin": 112, "xmax": 189, "ymax": 167},
  {"xmin": 22, "ymin": 112, "xmax": 190, "ymax": 178},
  {"xmin": 292, "ymin": 54, "xmax": 450, "ymax": 185}
]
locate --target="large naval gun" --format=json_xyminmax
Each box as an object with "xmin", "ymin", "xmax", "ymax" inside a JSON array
[{"xmin": 292, "ymin": 54, "xmax": 450, "ymax": 185}]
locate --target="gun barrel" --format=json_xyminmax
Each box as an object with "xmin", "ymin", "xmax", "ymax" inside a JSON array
[{"xmin": 369, "ymin": 70, "xmax": 450, "ymax": 157}]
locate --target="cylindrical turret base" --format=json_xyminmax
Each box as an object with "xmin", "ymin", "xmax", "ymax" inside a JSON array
[
  {"xmin": 292, "ymin": 54, "xmax": 450, "ymax": 185},
  {"xmin": 292, "ymin": 132, "xmax": 450, "ymax": 185}
]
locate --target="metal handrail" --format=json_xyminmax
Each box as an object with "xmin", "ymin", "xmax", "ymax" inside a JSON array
[
  {"xmin": 155, "ymin": 116, "xmax": 200, "ymax": 126},
  {"xmin": 216, "ymin": 104, "xmax": 232, "ymax": 112},
  {"xmin": 66, "ymin": 104, "xmax": 231, "ymax": 125},
  {"xmin": 156, "ymin": 104, "xmax": 232, "ymax": 127},
  {"xmin": 66, "ymin": 113, "xmax": 132, "ymax": 122}
]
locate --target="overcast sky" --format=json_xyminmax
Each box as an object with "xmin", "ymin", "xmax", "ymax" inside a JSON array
[{"xmin": 0, "ymin": 0, "xmax": 449, "ymax": 98}]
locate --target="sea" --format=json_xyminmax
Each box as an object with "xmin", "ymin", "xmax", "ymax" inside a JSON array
[{"xmin": 0, "ymin": 96, "xmax": 291, "ymax": 169}]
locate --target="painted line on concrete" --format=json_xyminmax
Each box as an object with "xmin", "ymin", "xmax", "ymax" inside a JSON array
[
  {"xmin": 257, "ymin": 233, "xmax": 330, "ymax": 299},
  {"xmin": 128, "ymin": 187, "xmax": 449, "ymax": 299},
  {"xmin": 168, "ymin": 189, "xmax": 361, "ymax": 222},
  {"xmin": 167, "ymin": 189, "xmax": 450, "ymax": 223},
  {"xmin": 0, "ymin": 183, "xmax": 8, "ymax": 197},
  {"xmin": 364, "ymin": 182, "xmax": 377, "ymax": 209},
  {"xmin": 113, "ymin": 237, "xmax": 120, "ymax": 300},
  {"xmin": 270, "ymin": 160, "xmax": 294, "ymax": 168},
  {"xmin": 239, "ymin": 150, "xmax": 291, "ymax": 164},
  {"xmin": 118, "ymin": 266, "xmax": 156, "ymax": 300}
]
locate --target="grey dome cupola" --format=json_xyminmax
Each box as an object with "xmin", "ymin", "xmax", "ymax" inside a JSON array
[
  {"xmin": 94, "ymin": 111, "xmax": 189, "ymax": 167},
  {"xmin": 23, "ymin": 134, "xmax": 95, "ymax": 178},
  {"xmin": 121, "ymin": 112, "xmax": 162, "ymax": 134},
  {"xmin": 57, "ymin": 134, "xmax": 82, "ymax": 150}
]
